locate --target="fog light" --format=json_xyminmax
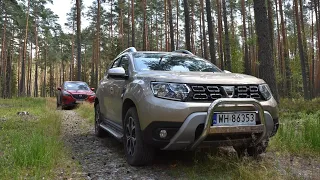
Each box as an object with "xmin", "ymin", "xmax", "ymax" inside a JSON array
[{"xmin": 159, "ymin": 130, "xmax": 167, "ymax": 139}]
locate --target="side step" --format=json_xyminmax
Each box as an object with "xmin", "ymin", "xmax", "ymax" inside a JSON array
[{"xmin": 100, "ymin": 123, "xmax": 123, "ymax": 140}]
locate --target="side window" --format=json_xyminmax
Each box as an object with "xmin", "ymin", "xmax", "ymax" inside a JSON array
[
  {"xmin": 119, "ymin": 56, "xmax": 130, "ymax": 75},
  {"xmin": 111, "ymin": 58, "xmax": 121, "ymax": 68}
]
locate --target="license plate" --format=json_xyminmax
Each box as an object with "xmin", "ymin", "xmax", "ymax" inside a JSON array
[
  {"xmin": 212, "ymin": 112, "xmax": 256, "ymax": 126},
  {"xmin": 75, "ymin": 100, "xmax": 85, "ymax": 104}
]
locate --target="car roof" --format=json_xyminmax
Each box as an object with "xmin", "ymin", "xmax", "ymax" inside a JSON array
[
  {"xmin": 64, "ymin": 81, "xmax": 87, "ymax": 83},
  {"xmin": 116, "ymin": 47, "xmax": 194, "ymax": 59}
]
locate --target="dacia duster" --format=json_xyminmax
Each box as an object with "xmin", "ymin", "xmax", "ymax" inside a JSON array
[{"xmin": 94, "ymin": 47, "xmax": 279, "ymax": 166}]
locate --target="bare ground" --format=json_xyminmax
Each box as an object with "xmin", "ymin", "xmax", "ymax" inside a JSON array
[
  {"xmin": 60, "ymin": 110, "xmax": 319, "ymax": 180},
  {"xmin": 60, "ymin": 110, "xmax": 182, "ymax": 180}
]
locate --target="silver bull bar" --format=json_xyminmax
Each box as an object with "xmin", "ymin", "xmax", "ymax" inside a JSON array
[{"xmin": 189, "ymin": 98, "xmax": 266, "ymax": 150}]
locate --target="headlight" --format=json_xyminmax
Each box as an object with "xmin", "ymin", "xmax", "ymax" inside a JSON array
[
  {"xmin": 62, "ymin": 91, "xmax": 71, "ymax": 96},
  {"xmin": 151, "ymin": 82, "xmax": 190, "ymax": 101},
  {"xmin": 259, "ymin": 84, "xmax": 272, "ymax": 100}
]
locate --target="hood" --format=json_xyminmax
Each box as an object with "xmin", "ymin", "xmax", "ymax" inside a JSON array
[
  {"xmin": 136, "ymin": 71, "xmax": 265, "ymax": 85},
  {"xmin": 66, "ymin": 90, "xmax": 93, "ymax": 94}
]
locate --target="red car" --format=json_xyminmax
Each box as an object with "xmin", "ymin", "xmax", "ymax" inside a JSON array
[{"xmin": 57, "ymin": 81, "xmax": 96, "ymax": 109}]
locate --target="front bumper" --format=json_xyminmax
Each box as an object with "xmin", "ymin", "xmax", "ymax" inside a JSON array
[
  {"xmin": 142, "ymin": 98, "xmax": 279, "ymax": 150},
  {"xmin": 62, "ymin": 95, "xmax": 95, "ymax": 105}
]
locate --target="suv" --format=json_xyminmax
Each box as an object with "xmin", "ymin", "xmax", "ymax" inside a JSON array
[{"xmin": 95, "ymin": 47, "xmax": 279, "ymax": 166}]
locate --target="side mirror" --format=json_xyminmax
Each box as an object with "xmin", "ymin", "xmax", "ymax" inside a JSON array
[
  {"xmin": 57, "ymin": 87, "xmax": 61, "ymax": 91},
  {"xmin": 224, "ymin": 70, "xmax": 232, "ymax": 73},
  {"xmin": 108, "ymin": 67, "xmax": 126, "ymax": 77},
  {"xmin": 91, "ymin": 88, "xmax": 95, "ymax": 91}
]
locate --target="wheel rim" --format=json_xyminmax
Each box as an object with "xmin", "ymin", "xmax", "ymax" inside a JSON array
[
  {"xmin": 95, "ymin": 106, "xmax": 100, "ymax": 132},
  {"xmin": 126, "ymin": 116, "xmax": 136, "ymax": 156}
]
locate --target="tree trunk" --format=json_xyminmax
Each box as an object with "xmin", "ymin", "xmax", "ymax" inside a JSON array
[
  {"xmin": 96, "ymin": 0, "xmax": 101, "ymax": 87},
  {"xmin": 142, "ymin": 0, "xmax": 147, "ymax": 50},
  {"xmin": 1, "ymin": 9, "xmax": 7, "ymax": 98},
  {"xmin": 191, "ymin": 0, "xmax": 195, "ymax": 53},
  {"xmin": 19, "ymin": 0, "xmax": 30, "ymax": 97},
  {"xmin": 131, "ymin": 0, "xmax": 135, "ymax": 47},
  {"xmin": 293, "ymin": 0, "xmax": 311, "ymax": 100},
  {"xmin": 253, "ymin": 0, "xmax": 279, "ymax": 102},
  {"xmin": 201, "ymin": 0, "xmax": 208, "ymax": 60},
  {"xmin": 6, "ymin": 45, "xmax": 12, "ymax": 98},
  {"xmin": 206, "ymin": 0, "xmax": 217, "ymax": 64},
  {"xmin": 222, "ymin": 0, "xmax": 231, "ymax": 71},
  {"xmin": 168, "ymin": 0, "xmax": 175, "ymax": 51},
  {"xmin": 241, "ymin": 0, "xmax": 250, "ymax": 75},
  {"xmin": 76, "ymin": 0, "xmax": 81, "ymax": 81},
  {"xmin": 119, "ymin": 0, "xmax": 124, "ymax": 50},
  {"xmin": 217, "ymin": 0, "xmax": 223, "ymax": 69},
  {"xmin": 27, "ymin": 42, "xmax": 32, "ymax": 97},
  {"xmin": 110, "ymin": 0, "xmax": 113, "ymax": 42},
  {"xmin": 176, "ymin": 0, "xmax": 179, "ymax": 49},
  {"xmin": 183, "ymin": 0, "xmax": 191, "ymax": 51},
  {"xmin": 71, "ymin": 19, "xmax": 75, "ymax": 81},
  {"xmin": 156, "ymin": 11, "xmax": 158, "ymax": 51},
  {"xmin": 267, "ymin": 0, "xmax": 274, "ymax": 62},
  {"xmin": 165, "ymin": 0, "xmax": 168, "ymax": 51},
  {"xmin": 43, "ymin": 43, "xmax": 48, "ymax": 97},
  {"xmin": 279, "ymin": 0, "xmax": 292, "ymax": 97},
  {"xmin": 314, "ymin": 0, "xmax": 320, "ymax": 96},
  {"xmin": 311, "ymin": 2, "xmax": 315, "ymax": 98}
]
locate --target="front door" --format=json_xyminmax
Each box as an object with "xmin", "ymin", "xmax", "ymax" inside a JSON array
[
  {"xmin": 111, "ymin": 56, "xmax": 130, "ymax": 125},
  {"xmin": 100, "ymin": 58, "xmax": 121, "ymax": 121}
]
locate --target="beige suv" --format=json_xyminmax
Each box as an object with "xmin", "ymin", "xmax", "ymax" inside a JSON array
[{"xmin": 94, "ymin": 47, "xmax": 279, "ymax": 166}]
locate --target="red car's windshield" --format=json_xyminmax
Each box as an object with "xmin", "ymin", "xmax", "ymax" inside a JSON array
[{"xmin": 64, "ymin": 82, "xmax": 90, "ymax": 91}]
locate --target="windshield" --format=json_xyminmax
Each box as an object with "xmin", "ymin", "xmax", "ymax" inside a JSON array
[
  {"xmin": 133, "ymin": 53, "xmax": 222, "ymax": 72},
  {"xmin": 64, "ymin": 82, "xmax": 90, "ymax": 91}
]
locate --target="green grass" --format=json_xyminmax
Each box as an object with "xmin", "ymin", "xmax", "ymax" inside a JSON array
[
  {"xmin": 0, "ymin": 98, "xmax": 77, "ymax": 179},
  {"xmin": 75, "ymin": 102, "xmax": 94, "ymax": 124},
  {"xmin": 169, "ymin": 151, "xmax": 287, "ymax": 180},
  {"xmin": 269, "ymin": 98, "xmax": 320, "ymax": 156}
]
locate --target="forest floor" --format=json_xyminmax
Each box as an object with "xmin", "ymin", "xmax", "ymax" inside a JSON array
[
  {"xmin": 0, "ymin": 98, "xmax": 319, "ymax": 179},
  {"xmin": 68, "ymin": 101, "xmax": 320, "ymax": 180}
]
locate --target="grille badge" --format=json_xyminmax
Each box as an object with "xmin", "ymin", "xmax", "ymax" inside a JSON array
[{"xmin": 222, "ymin": 86, "xmax": 235, "ymax": 98}]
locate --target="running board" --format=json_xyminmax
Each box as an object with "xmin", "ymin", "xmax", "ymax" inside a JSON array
[{"xmin": 100, "ymin": 124, "xmax": 123, "ymax": 140}]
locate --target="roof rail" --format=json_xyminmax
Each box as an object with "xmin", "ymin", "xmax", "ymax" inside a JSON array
[
  {"xmin": 173, "ymin": 49, "xmax": 194, "ymax": 55},
  {"xmin": 120, "ymin": 47, "xmax": 137, "ymax": 55}
]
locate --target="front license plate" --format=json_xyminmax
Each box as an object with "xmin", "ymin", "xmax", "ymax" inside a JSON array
[
  {"xmin": 75, "ymin": 100, "xmax": 85, "ymax": 104},
  {"xmin": 212, "ymin": 112, "xmax": 256, "ymax": 126}
]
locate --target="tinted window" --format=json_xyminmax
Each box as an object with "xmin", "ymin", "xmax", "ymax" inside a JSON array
[
  {"xmin": 64, "ymin": 82, "xmax": 90, "ymax": 90},
  {"xmin": 133, "ymin": 53, "xmax": 221, "ymax": 72},
  {"xmin": 111, "ymin": 58, "xmax": 121, "ymax": 68},
  {"xmin": 119, "ymin": 56, "xmax": 129, "ymax": 74}
]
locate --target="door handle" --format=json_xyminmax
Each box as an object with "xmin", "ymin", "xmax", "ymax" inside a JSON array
[{"xmin": 110, "ymin": 87, "xmax": 114, "ymax": 94}]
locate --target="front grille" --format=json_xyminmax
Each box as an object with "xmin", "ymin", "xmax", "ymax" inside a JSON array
[
  {"xmin": 72, "ymin": 94, "xmax": 88, "ymax": 100},
  {"xmin": 188, "ymin": 84, "xmax": 264, "ymax": 102}
]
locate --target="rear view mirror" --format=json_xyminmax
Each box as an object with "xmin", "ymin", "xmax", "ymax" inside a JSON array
[
  {"xmin": 224, "ymin": 70, "xmax": 232, "ymax": 73},
  {"xmin": 57, "ymin": 87, "xmax": 61, "ymax": 91},
  {"xmin": 91, "ymin": 88, "xmax": 95, "ymax": 91},
  {"xmin": 108, "ymin": 67, "xmax": 126, "ymax": 77}
]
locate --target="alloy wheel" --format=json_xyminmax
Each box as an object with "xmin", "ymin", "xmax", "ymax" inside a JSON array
[{"xmin": 126, "ymin": 116, "xmax": 136, "ymax": 156}]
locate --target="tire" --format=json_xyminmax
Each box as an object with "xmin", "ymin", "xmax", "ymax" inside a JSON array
[
  {"xmin": 247, "ymin": 139, "xmax": 268, "ymax": 157},
  {"xmin": 94, "ymin": 103, "xmax": 108, "ymax": 137},
  {"xmin": 234, "ymin": 139, "xmax": 269, "ymax": 158},
  {"xmin": 124, "ymin": 107, "xmax": 154, "ymax": 166},
  {"xmin": 234, "ymin": 146, "xmax": 246, "ymax": 158}
]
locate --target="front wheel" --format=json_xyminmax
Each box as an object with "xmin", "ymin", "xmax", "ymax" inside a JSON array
[
  {"xmin": 124, "ymin": 107, "xmax": 154, "ymax": 166},
  {"xmin": 234, "ymin": 139, "xmax": 269, "ymax": 158}
]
